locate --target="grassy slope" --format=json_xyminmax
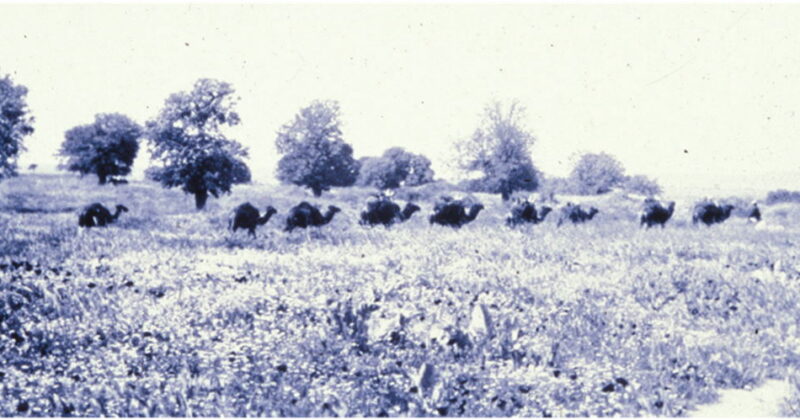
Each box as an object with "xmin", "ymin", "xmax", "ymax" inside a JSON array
[{"xmin": 2, "ymin": 174, "xmax": 800, "ymax": 416}]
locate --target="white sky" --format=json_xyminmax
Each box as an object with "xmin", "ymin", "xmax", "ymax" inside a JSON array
[{"xmin": 1, "ymin": 3, "xmax": 799, "ymax": 195}]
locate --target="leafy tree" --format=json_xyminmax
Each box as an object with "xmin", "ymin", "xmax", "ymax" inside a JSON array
[
  {"xmin": 454, "ymin": 101, "xmax": 539, "ymax": 200},
  {"xmin": 146, "ymin": 78, "xmax": 251, "ymax": 210},
  {"xmin": 569, "ymin": 152, "xmax": 626, "ymax": 195},
  {"xmin": 275, "ymin": 100, "xmax": 359, "ymax": 196},
  {"xmin": 0, "ymin": 75, "xmax": 34, "ymax": 181},
  {"xmin": 357, "ymin": 147, "xmax": 435, "ymax": 190},
  {"xmin": 58, "ymin": 113, "xmax": 141, "ymax": 184}
]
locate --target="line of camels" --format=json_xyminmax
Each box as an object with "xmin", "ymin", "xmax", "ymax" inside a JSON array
[{"xmin": 76, "ymin": 193, "xmax": 763, "ymax": 237}]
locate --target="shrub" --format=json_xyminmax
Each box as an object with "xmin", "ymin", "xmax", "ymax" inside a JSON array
[
  {"xmin": 357, "ymin": 148, "xmax": 434, "ymax": 190},
  {"xmin": 569, "ymin": 152, "xmax": 626, "ymax": 195},
  {"xmin": 391, "ymin": 180, "xmax": 462, "ymax": 203},
  {"xmin": 622, "ymin": 175, "xmax": 662, "ymax": 196},
  {"xmin": 766, "ymin": 189, "xmax": 800, "ymax": 205}
]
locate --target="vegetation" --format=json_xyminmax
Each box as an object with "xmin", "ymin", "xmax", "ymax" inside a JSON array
[
  {"xmin": 569, "ymin": 152, "xmax": 627, "ymax": 195},
  {"xmin": 357, "ymin": 147, "xmax": 435, "ymax": 190},
  {"xmin": 767, "ymin": 189, "xmax": 800, "ymax": 205},
  {"xmin": 145, "ymin": 78, "xmax": 251, "ymax": 210},
  {"xmin": 275, "ymin": 100, "xmax": 359, "ymax": 197},
  {"xmin": 455, "ymin": 101, "xmax": 539, "ymax": 200},
  {"xmin": 0, "ymin": 74, "xmax": 34, "ymax": 181},
  {"xmin": 58, "ymin": 113, "xmax": 141, "ymax": 184},
  {"xmin": 2, "ymin": 174, "xmax": 800, "ymax": 416},
  {"xmin": 622, "ymin": 174, "xmax": 662, "ymax": 196}
]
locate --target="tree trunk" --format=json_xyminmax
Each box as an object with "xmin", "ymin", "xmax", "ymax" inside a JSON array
[
  {"xmin": 194, "ymin": 190, "xmax": 209, "ymax": 210},
  {"xmin": 312, "ymin": 186, "xmax": 323, "ymax": 197},
  {"xmin": 98, "ymin": 173, "xmax": 108, "ymax": 185}
]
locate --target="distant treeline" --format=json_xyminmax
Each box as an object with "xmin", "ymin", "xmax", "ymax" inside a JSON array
[{"xmin": 3, "ymin": 75, "xmax": 665, "ymax": 210}]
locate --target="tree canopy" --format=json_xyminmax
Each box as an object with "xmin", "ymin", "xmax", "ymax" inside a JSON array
[
  {"xmin": 275, "ymin": 100, "xmax": 359, "ymax": 196},
  {"xmin": 357, "ymin": 147, "xmax": 435, "ymax": 190},
  {"xmin": 145, "ymin": 78, "xmax": 251, "ymax": 209},
  {"xmin": 0, "ymin": 75, "xmax": 34, "ymax": 181},
  {"xmin": 569, "ymin": 152, "xmax": 626, "ymax": 195},
  {"xmin": 58, "ymin": 113, "xmax": 141, "ymax": 184},
  {"xmin": 455, "ymin": 101, "xmax": 539, "ymax": 200}
]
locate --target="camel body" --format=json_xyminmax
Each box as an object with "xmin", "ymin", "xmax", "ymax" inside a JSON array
[
  {"xmin": 285, "ymin": 202, "xmax": 341, "ymax": 232},
  {"xmin": 429, "ymin": 199, "xmax": 484, "ymax": 228},
  {"xmin": 692, "ymin": 202, "xmax": 734, "ymax": 226},
  {"xmin": 506, "ymin": 200, "xmax": 552, "ymax": 227},
  {"xmin": 640, "ymin": 199, "xmax": 676, "ymax": 228},
  {"xmin": 557, "ymin": 203, "xmax": 599, "ymax": 227},
  {"xmin": 360, "ymin": 199, "xmax": 421, "ymax": 227},
  {"xmin": 230, "ymin": 202, "xmax": 278, "ymax": 237},
  {"xmin": 78, "ymin": 203, "xmax": 128, "ymax": 228}
]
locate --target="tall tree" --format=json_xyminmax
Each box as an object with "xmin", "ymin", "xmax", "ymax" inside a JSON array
[
  {"xmin": 58, "ymin": 113, "xmax": 141, "ymax": 184},
  {"xmin": 275, "ymin": 100, "xmax": 359, "ymax": 196},
  {"xmin": 146, "ymin": 78, "xmax": 250, "ymax": 210},
  {"xmin": 455, "ymin": 101, "xmax": 539, "ymax": 200},
  {"xmin": 0, "ymin": 75, "xmax": 34, "ymax": 181}
]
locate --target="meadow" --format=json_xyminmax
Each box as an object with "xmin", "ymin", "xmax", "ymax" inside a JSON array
[{"xmin": 2, "ymin": 174, "xmax": 800, "ymax": 416}]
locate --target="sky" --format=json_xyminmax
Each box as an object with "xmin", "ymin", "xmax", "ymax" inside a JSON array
[{"xmin": 1, "ymin": 3, "xmax": 799, "ymax": 196}]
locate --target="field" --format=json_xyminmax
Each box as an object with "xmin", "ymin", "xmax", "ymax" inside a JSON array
[{"xmin": 3, "ymin": 174, "xmax": 800, "ymax": 416}]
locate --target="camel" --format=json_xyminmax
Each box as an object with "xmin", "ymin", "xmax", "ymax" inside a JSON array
[
  {"xmin": 556, "ymin": 203, "xmax": 599, "ymax": 227},
  {"xmin": 692, "ymin": 201, "xmax": 735, "ymax": 226},
  {"xmin": 284, "ymin": 202, "xmax": 341, "ymax": 232},
  {"xmin": 429, "ymin": 198, "xmax": 484, "ymax": 228},
  {"xmin": 360, "ymin": 197, "xmax": 421, "ymax": 227},
  {"xmin": 78, "ymin": 203, "xmax": 128, "ymax": 228},
  {"xmin": 506, "ymin": 199, "xmax": 552, "ymax": 227},
  {"xmin": 229, "ymin": 202, "xmax": 278, "ymax": 237},
  {"xmin": 639, "ymin": 198, "xmax": 676, "ymax": 228}
]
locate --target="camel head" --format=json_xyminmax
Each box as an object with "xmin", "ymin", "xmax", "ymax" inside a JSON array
[{"xmin": 403, "ymin": 203, "xmax": 421, "ymax": 218}]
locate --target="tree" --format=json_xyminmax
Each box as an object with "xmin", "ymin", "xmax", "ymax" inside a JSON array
[
  {"xmin": 0, "ymin": 75, "xmax": 34, "ymax": 181},
  {"xmin": 145, "ymin": 78, "xmax": 251, "ymax": 210},
  {"xmin": 275, "ymin": 100, "xmax": 359, "ymax": 196},
  {"xmin": 58, "ymin": 113, "xmax": 141, "ymax": 184},
  {"xmin": 357, "ymin": 147, "xmax": 435, "ymax": 190},
  {"xmin": 569, "ymin": 152, "xmax": 626, "ymax": 195},
  {"xmin": 454, "ymin": 101, "xmax": 539, "ymax": 200}
]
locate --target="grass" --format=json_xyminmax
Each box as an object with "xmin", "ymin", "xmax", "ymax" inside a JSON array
[{"xmin": 2, "ymin": 174, "xmax": 800, "ymax": 416}]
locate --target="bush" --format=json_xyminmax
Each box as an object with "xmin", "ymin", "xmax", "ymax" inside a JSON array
[
  {"xmin": 622, "ymin": 175, "xmax": 662, "ymax": 196},
  {"xmin": 766, "ymin": 189, "xmax": 800, "ymax": 205},
  {"xmin": 569, "ymin": 152, "xmax": 626, "ymax": 195},
  {"xmin": 394, "ymin": 180, "xmax": 463, "ymax": 203},
  {"xmin": 357, "ymin": 148, "xmax": 434, "ymax": 190},
  {"xmin": 537, "ymin": 176, "xmax": 579, "ymax": 198}
]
